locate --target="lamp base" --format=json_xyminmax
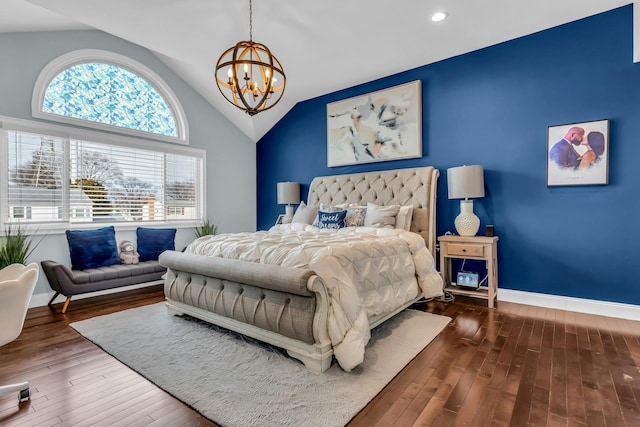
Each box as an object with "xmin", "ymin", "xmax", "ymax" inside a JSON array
[
  {"xmin": 282, "ymin": 205, "xmax": 294, "ymax": 224},
  {"xmin": 454, "ymin": 200, "xmax": 480, "ymax": 236}
]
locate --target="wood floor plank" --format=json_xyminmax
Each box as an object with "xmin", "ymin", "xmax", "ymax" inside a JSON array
[
  {"xmin": 601, "ymin": 330, "xmax": 640, "ymax": 427},
  {"xmin": 550, "ymin": 321, "xmax": 568, "ymax": 418},
  {"xmin": 108, "ymin": 399, "xmax": 177, "ymax": 427},
  {"xmin": 529, "ymin": 385, "xmax": 550, "ymax": 426},
  {"xmin": 508, "ymin": 349, "xmax": 538, "ymax": 426},
  {"xmin": 2, "ymin": 286, "xmax": 640, "ymax": 427},
  {"xmin": 19, "ymin": 377, "xmax": 152, "ymax": 426},
  {"xmin": 566, "ymin": 331, "xmax": 587, "ymax": 425},
  {"xmin": 578, "ymin": 345, "xmax": 605, "ymax": 426},
  {"xmin": 491, "ymin": 392, "xmax": 516, "ymax": 425},
  {"xmin": 451, "ymin": 375, "xmax": 489, "ymax": 426},
  {"xmin": 589, "ymin": 328, "xmax": 626, "ymax": 427},
  {"xmin": 442, "ymin": 346, "xmax": 488, "ymax": 413},
  {"xmin": 73, "ymin": 387, "xmax": 166, "ymax": 427}
]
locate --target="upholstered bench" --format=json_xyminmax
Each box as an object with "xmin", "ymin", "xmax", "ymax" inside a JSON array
[
  {"xmin": 42, "ymin": 225, "xmax": 175, "ymax": 313},
  {"xmin": 42, "ymin": 260, "xmax": 166, "ymax": 313}
]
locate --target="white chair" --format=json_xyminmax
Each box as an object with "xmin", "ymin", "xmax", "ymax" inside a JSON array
[{"xmin": 0, "ymin": 263, "xmax": 39, "ymax": 404}]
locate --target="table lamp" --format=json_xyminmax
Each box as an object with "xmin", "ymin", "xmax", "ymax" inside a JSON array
[
  {"xmin": 277, "ymin": 182, "xmax": 300, "ymax": 224},
  {"xmin": 447, "ymin": 165, "xmax": 485, "ymax": 236}
]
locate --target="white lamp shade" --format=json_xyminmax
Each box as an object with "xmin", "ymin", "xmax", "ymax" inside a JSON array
[
  {"xmin": 277, "ymin": 182, "xmax": 300, "ymax": 205},
  {"xmin": 447, "ymin": 165, "xmax": 485, "ymax": 199}
]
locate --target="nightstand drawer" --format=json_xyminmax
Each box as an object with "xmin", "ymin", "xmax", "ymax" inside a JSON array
[{"xmin": 446, "ymin": 243, "xmax": 484, "ymax": 257}]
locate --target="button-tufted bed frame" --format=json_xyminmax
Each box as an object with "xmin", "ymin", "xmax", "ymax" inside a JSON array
[
  {"xmin": 308, "ymin": 166, "xmax": 438, "ymax": 255},
  {"xmin": 160, "ymin": 166, "xmax": 440, "ymax": 372}
]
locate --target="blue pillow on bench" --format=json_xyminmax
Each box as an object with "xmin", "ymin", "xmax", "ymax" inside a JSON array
[
  {"xmin": 137, "ymin": 227, "xmax": 176, "ymax": 261},
  {"xmin": 66, "ymin": 226, "xmax": 120, "ymax": 270}
]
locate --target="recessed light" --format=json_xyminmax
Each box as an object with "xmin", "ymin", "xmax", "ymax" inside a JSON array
[{"xmin": 431, "ymin": 11, "xmax": 448, "ymax": 22}]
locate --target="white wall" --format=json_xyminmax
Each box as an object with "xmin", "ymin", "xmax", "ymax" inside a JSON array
[{"xmin": 0, "ymin": 30, "xmax": 256, "ymax": 296}]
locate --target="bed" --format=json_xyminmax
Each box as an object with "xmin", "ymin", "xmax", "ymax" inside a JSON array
[{"xmin": 159, "ymin": 166, "xmax": 443, "ymax": 372}]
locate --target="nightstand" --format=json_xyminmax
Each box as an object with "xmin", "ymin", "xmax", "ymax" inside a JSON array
[{"xmin": 438, "ymin": 235, "xmax": 499, "ymax": 308}]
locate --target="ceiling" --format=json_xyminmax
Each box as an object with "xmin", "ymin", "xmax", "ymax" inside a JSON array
[{"xmin": 1, "ymin": 0, "xmax": 633, "ymax": 142}]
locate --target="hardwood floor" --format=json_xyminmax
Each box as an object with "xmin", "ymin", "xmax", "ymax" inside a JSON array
[{"xmin": 1, "ymin": 286, "xmax": 639, "ymax": 426}]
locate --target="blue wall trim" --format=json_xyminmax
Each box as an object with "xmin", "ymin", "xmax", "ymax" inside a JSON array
[{"xmin": 257, "ymin": 6, "xmax": 639, "ymax": 305}]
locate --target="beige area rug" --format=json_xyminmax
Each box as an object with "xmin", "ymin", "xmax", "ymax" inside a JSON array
[{"xmin": 71, "ymin": 302, "xmax": 450, "ymax": 427}]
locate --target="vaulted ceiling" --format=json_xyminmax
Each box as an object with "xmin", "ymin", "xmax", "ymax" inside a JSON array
[{"xmin": 1, "ymin": 0, "xmax": 633, "ymax": 141}]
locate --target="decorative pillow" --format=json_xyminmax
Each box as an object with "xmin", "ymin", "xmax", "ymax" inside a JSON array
[
  {"xmin": 312, "ymin": 203, "xmax": 343, "ymax": 227},
  {"xmin": 364, "ymin": 203, "xmax": 400, "ymax": 228},
  {"xmin": 65, "ymin": 226, "xmax": 120, "ymax": 270},
  {"xmin": 316, "ymin": 209, "xmax": 347, "ymax": 229},
  {"xmin": 292, "ymin": 201, "xmax": 319, "ymax": 225},
  {"xmin": 395, "ymin": 205, "xmax": 414, "ymax": 231},
  {"xmin": 320, "ymin": 203, "xmax": 345, "ymax": 213},
  {"xmin": 137, "ymin": 227, "xmax": 177, "ymax": 261},
  {"xmin": 344, "ymin": 205, "xmax": 367, "ymax": 227}
]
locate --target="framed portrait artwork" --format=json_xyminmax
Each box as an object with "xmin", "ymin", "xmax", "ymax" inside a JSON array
[
  {"xmin": 326, "ymin": 80, "xmax": 422, "ymax": 167},
  {"xmin": 547, "ymin": 119, "xmax": 609, "ymax": 186}
]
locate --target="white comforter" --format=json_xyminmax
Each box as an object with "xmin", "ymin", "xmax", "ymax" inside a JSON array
[{"xmin": 185, "ymin": 224, "xmax": 443, "ymax": 371}]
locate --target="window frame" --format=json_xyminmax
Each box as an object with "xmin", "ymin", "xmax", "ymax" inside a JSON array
[
  {"xmin": 31, "ymin": 49, "xmax": 189, "ymax": 144},
  {"xmin": 0, "ymin": 115, "xmax": 205, "ymax": 235}
]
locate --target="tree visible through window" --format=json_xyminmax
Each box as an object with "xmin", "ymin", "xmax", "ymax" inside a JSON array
[
  {"xmin": 4, "ymin": 129, "xmax": 202, "ymax": 225},
  {"xmin": 42, "ymin": 63, "xmax": 177, "ymax": 137}
]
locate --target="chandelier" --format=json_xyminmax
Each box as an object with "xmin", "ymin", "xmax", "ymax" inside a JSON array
[{"xmin": 215, "ymin": 0, "xmax": 286, "ymax": 116}]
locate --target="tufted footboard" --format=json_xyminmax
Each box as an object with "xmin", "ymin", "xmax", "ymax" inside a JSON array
[{"xmin": 159, "ymin": 250, "xmax": 333, "ymax": 372}]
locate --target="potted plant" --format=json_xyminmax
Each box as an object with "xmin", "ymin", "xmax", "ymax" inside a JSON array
[
  {"xmin": 194, "ymin": 219, "xmax": 217, "ymax": 238},
  {"xmin": 0, "ymin": 224, "xmax": 40, "ymax": 269}
]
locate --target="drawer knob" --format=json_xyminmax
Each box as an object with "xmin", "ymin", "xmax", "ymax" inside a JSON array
[{"xmin": 462, "ymin": 249, "xmax": 466, "ymax": 252}]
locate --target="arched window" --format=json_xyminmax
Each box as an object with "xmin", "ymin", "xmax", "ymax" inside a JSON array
[
  {"xmin": 32, "ymin": 50, "xmax": 188, "ymax": 143},
  {"xmin": 3, "ymin": 50, "xmax": 204, "ymax": 229}
]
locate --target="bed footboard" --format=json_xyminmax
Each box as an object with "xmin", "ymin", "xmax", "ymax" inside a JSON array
[{"xmin": 158, "ymin": 251, "xmax": 333, "ymax": 372}]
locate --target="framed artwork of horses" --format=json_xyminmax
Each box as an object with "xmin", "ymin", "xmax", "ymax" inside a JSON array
[{"xmin": 326, "ymin": 81, "xmax": 422, "ymax": 167}]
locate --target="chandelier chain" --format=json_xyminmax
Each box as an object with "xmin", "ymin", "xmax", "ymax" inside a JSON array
[{"xmin": 249, "ymin": 0, "xmax": 253, "ymax": 41}]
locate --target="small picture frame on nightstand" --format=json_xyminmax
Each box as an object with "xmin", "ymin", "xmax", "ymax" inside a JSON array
[{"xmin": 275, "ymin": 214, "xmax": 285, "ymax": 225}]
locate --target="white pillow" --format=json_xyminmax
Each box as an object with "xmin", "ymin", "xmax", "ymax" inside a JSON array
[
  {"xmin": 395, "ymin": 205, "xmax": 414, "ymax": 231},
  {"xmin": 291, "ymin": 201, "xmax": 319, "ymax": 225},
  {"xmin": 364, "ymin": 203, "xmax": 400, "ymax": 228}
]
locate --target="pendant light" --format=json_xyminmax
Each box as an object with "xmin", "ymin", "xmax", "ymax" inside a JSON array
[{"xmin": 214, "ymin": 0, "xmax": 286, "ymax": 116}]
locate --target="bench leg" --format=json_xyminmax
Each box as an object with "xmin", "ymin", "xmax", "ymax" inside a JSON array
[
  {"xmin": 61, "ymin": 297, "xmax": 72, "ymax": 314},
  {"xmin": 47, "ymin": 292, "xmax": 60, "ymax": 307}
]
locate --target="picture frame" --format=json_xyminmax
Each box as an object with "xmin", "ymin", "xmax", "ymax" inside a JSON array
[
  {"xmin": 547, "ymin": 119, "xmax": 609, "ymax": 186},
  {"xmin": 326, "ymin": 80, "xmax": 422, "ymax": 167}
]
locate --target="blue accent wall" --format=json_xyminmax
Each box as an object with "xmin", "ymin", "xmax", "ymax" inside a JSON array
[{"xmin": 257, "ymin": 6, "xmax": 639, "ymax": 305}]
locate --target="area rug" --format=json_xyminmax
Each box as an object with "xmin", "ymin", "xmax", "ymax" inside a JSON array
[{"xmin": 70, "ymin": 302, "xmax": 450, "ymax": 427}]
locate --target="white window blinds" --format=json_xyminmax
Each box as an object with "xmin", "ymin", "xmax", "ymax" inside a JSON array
[
  {"xmin": 2, "ymin": 126, "xmax": 203, "ymax": 227},
  {"xmin": 6, "ymin": 130, "xmax": 65, "ymax": 223}
]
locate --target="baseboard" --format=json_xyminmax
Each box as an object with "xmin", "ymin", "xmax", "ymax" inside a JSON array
[
  {"xmin": 498, "ymin": 289, "xmax": 640, "ymax": 321},
  {"xmin": 29, "ymin": 280, "xmax": 163, "ymax": 308}
]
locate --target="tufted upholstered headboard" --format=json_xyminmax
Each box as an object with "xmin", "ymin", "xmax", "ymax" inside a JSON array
[{"xmin": 307, "ymin": 166, "xmax": 440, "ymax": 257}]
